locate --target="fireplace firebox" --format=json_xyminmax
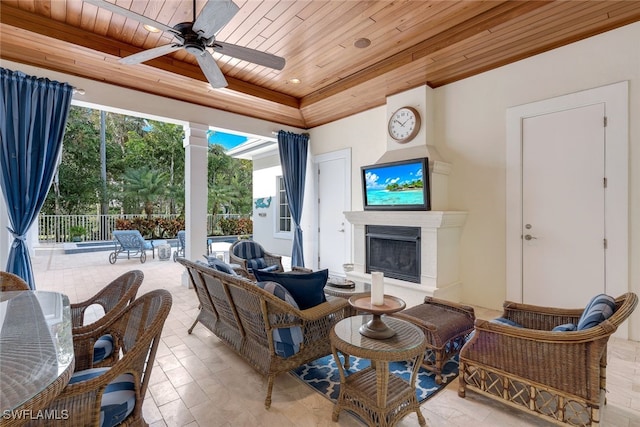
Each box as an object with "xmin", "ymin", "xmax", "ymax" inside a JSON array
[{"xmin": 365, "ymin": 225, "xmax": 421, "ymax": 283}]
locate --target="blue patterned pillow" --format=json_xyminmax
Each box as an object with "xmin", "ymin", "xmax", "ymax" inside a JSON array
[
  {"xmin": 257, "ymin": 281, "xmax": 303, "ymax": 358},
  {"xmin": 69, "ymin": 368, "xmax": 136, "ymax": 427},
  {"xmin": 254, "ymin": 269, "xmax": 328, "ymax": 310},
  {"xmin": 577, "ymin": 294, "xmax": 616, "ymax": 330}
]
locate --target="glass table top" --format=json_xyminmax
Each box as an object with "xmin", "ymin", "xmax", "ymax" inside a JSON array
[{"xmin": 0, "ymin": 291, "xmax": 74, "ymax": 412}]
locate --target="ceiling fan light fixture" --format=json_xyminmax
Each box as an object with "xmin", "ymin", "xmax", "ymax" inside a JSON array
[
  {"xmin": 289, "ymin": 78, "xmax": 301, "ymax": 84},
  {"xmin": 354, "ymin": 38, "xmax": 371, "ymax": 49},
  {"xmin": 143, "ymin": 24, "xmax": 161, "ymax": 33}
]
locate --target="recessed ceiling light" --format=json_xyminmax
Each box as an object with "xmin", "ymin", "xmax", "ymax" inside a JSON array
[
  {"xmin": 289, "ymin": 78, "xmax": 301, "ymax": 84},
  {"xmin": 143, "ymin": 24, "xmax": 161, "ymax": 33},
  {"xmin": 354, "ymin": 38, "xmax": 371, "ymax": 49}
]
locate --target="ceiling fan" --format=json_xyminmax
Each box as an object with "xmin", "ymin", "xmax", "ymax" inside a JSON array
[{"xmin": 83, "ymin": 0, "xmax": 286, "ymax": 88}]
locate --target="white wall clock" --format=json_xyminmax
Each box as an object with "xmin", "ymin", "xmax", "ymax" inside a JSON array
[{"xmin": 388, "ymin": 106, "xmax": 421, "ymax": 143}]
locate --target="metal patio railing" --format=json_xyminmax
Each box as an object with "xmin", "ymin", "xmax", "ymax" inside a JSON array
[{"xmin": 37, "ymin": 214, "xmax": 246, "ymax": 243}]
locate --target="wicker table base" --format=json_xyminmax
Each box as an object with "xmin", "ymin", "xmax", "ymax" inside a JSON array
[{"xmin": 330, "ymin": 315, "xmax": 427, "ymax": 427}]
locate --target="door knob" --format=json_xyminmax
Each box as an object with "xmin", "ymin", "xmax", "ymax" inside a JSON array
[
  {"xmin": 338, "ymin": 228, "xmax": 345, "ymax": 232},
  {"xmin": 524, "ymin": 234, "xmax": 537, "ymax": 241}
]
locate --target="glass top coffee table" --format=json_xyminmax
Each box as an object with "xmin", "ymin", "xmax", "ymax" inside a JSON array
[{"xmin": 330, "ymin": 315, "xmax": 427, "ymax": 426}]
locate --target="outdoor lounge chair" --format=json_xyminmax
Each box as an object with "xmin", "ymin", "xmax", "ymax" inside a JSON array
[
  {"xmin": 173, "ymin": 230, "xmax": 185, "ymax": 262},
  {"xmin": 109, "ymin": 230, "xmax": 155, "ymax": 264}
]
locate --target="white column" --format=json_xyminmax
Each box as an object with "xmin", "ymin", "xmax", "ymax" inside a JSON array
[{"xmin": 183, "ymin": 123, "xmax": 209, "ymax": 286}]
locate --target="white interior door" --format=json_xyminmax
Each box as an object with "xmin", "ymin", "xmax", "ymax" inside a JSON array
[
  {"xmin": 316, "ymin": 150, "xmax": 350, "ymax": 277},
  {"xmin": 522, "ymin": 103, "xmax": 605, "ymax": 307}
]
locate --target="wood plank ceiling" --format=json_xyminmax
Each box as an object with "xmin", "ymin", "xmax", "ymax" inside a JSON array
[{"xmin": 2, "ymin": 1, "xmax": 640, "ymax": 129}]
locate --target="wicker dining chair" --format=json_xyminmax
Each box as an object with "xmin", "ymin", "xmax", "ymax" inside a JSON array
[
  {"xmin": 71, "ymin": 270, "xmax": 144, "ymax": 370},
  {"xmin": 28, "ymin": 289, "xmax": 172, "ymax": 427},
  {"xmin": 0, "ymin": 271, "xmax": 30, "ymax": 291}
]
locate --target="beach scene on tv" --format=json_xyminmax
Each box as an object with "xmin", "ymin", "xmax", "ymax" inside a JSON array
[{"xmin": 364, "ymin": 161, "xmax": 425, "ymax": 206}]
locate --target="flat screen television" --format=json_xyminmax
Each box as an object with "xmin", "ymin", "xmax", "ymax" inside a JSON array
[{"xmin": 361, "ymin": 157, "xmax": 430, "ymax": 211}]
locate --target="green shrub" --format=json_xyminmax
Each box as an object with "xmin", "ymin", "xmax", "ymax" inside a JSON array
[{"xmin": 218, "ymin": 217, "xmax": 253, "ymax": 235}]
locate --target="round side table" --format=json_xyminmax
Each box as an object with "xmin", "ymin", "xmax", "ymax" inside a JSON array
[{"xmin": 330, "ymin": 315, "xmax": 427, "ymax": 426}]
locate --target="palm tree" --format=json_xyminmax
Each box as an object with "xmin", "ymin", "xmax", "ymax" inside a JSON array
[{"xmin": 123, "ymin": 166, "xmax": 169, "ymax": 218}]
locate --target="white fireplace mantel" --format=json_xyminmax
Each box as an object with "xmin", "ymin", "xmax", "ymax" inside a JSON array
[{"xmin": 344, "ymin": 210, "xmax": 467, "ymax": 304}]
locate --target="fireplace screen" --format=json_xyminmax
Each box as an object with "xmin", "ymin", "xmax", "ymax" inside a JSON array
[{"xmin": 366, "ymin": 225, "xmax": 420, "ymax": 283}]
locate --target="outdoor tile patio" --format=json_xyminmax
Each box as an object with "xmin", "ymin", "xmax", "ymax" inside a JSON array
[{"xmin": 32, "ymin": 246, "xmax": 640, "ymax": 427}]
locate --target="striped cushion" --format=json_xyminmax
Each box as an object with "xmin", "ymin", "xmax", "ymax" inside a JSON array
[
  {"xmin": 490, "ymin": 317, "xmax": 523, "ymax": 328},
  {"xmin": 257, "ymin": 281, "xmax": 303, "ymax": 358},
  {"xmin": 93, "ymin": 334, "xmax": 114, "ymax": 364},
  {"xmin": 552, "ymin": 323, "xmax": 577, "ymax": 332},
  {"xmin": 233, "ymin": 241, "xmax": 265, "ymax": 259},
  {"xmin": 69, "ymin": 368, "xmax": 136, "ymax": 427},
  {"xmin": 246, "ymin": 257, "xmax": 268, "ymax": 271},
  {"xmin": 577, "ymin": 294, "xmax": 616, "ymax": 330}
]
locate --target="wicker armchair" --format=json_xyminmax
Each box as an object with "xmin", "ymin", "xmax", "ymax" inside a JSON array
[
  {"xmin": 71, "ymin": 270, "xmax": 144, "ymax": 370},
  {"xmin": 458, "ymin": 292, "xmax": 638, "ymax": 426},
  {"xmin": 229, "ymin": 239, "xmax": 284, "ymax": 280},
  {"xmin": 0, "ymin": 271, "xmax": 30, "ymax": 291},
  {"xmin": 29, "ymin": 290, "xmax": 172, "ymax": 427}
]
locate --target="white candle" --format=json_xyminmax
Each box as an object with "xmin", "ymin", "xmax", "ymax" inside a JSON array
[{"xmin": 371, "ymin": 272, "xmax": 385, "ymax": 306}]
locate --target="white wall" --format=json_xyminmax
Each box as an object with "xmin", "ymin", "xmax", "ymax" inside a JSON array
[
  {"xmin": 252, "ymin": 148, "xmax": 315, "ymax": 267},
  {"xmin": 310, "ymin": 22, "xmax": 640, "ymax": 340},
  {"xmin": 252, "ymin": 153, "xmax": 292, "ymax": 257}
]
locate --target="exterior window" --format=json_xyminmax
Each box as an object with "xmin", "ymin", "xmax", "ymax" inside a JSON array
[{"xmin": 277, "ymin": 176, "xmax": 291, "ymax": 233}]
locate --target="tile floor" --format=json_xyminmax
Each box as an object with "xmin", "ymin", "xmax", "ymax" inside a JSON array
[{"xmin": 31, "ymin": 246, "xmax": 640, "ymax": 427}]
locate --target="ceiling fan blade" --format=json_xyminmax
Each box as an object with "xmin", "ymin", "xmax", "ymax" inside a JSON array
[
  {"xmin": 192, "ymin": 0, "xmax": 240, "ymax": 40},
  {"xmin": 193, "ymin": 50, "xmax": 228, "ymax": 88},
  {"xmin": 83, "ymin": 0, "xmax": 177, "ymax": 35},
  {"xmin": 120, "ymin": 44, "xmax": 184, "ymax": 65},
  {"xmin": 214, "ymin": 41, "xmax": 286, "ymax": 70}
]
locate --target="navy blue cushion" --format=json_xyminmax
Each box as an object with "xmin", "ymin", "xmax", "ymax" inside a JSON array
[
  {"xmin": 203, "ymin": 256, "xmax": 237, "ymax": 275},
  {"xmin": 489, "ymin": 317, "xmax": 523, "ymax": 328},
  {"xmin": 577, "ymin": 294, "xmax": 616, "ymax": 330},
  {"xmin": 257, "ymin": 281, "xmax": 303, "ymax": 358},
  {"xmin": 69, "ymin": 368, "xmax": 136, "ymax": 427},
  {"xmin": 93, "ymin": 334, "xmax": 114, "ymax": 364},
  {"xmin": 254, "ymin": 269, "xmax": 328, "ymax": 310}
]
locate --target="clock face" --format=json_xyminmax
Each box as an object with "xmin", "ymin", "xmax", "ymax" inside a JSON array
[{"xmin": 388, "ymin": 107, "xmax": 421, "ymax": 143}]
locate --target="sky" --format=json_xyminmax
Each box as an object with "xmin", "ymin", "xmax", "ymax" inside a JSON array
[{"xmin": 207, "ymin": 130, "xmax": 248, "ymax": 150}]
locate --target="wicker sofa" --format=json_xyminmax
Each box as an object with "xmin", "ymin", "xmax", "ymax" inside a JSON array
[
  {"xmin": 177, "ymin": 258, "xmax": 350, "ymax": 409},
  {"xmin": 458, "ymin": 292, "xmax": 638, "ymax": 426}
]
